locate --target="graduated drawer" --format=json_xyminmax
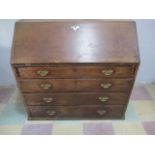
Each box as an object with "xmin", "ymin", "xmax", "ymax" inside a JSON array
[
  {"xmin": 28, "ymin": 105, "xmax": 125, "ymax": 119},
  {"xmin": 17, "ymin": 65, "xmax": 136, "ymax": 79},
  {"xmin": 19, "ymin": 78, "xmax": 133, "ymax": 93},
  {"xmin": 24, "ymin": 92, "xmax": 129, "ymax": 106}
]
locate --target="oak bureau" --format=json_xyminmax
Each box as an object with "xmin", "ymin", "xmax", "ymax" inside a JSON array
[{"xmin": 11, "ymin": 20, "xmax": 140, "ymax": 120}]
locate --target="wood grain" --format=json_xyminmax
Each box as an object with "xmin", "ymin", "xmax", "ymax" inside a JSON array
[
  {"xmin": 19, "ymin": 78, "xmax": 134, "ymax": 93},
  {"xmin": 24, "ymin": 92, "xmax": 129, "ymax": 106},
  {"xmin": 28, "ymin": 105, "xmax": 125, "ymax": 119},
  {"xmin": 11, "ymin": 20, "xmax": 140, "ymax": 120},
  {"xmin": 17, "ymin": 65, "xmax": 135, "ymax": 78},
  {"xmin": 11, "ymin": 20, "xmax": 139, "ymax": 64}
]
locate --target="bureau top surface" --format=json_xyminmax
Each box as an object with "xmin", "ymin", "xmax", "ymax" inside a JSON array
[{"xmin": 11, "ymin": 20, "xmax": 140, "ymax": 64}]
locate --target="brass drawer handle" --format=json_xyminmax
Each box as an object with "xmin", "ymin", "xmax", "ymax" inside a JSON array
[
  {"xmin": 37, "ymin": 70, "xmax": 49, "ymax": 76},
  {"xmin": 97, "ymin": 110, "xmax": 106, "ymax": 115},
  {"xmin": 102, "ymin": 69, "xmax": 114, "ymax": 76},
  {"xmin": 99, "ymin": 96, "xmax": 109, "ymax": 102},
  {"xmin": 101, "ymin": 83, "xmax": 112, "ymax": 89},
  {"xmin": 47, "ymin": 110, "xmax": 56, "ymax": 116},
  {"xmin": 40, "ymin": 83, "xmax": 52, "ymax": 90},
  {"xmin": 43, "ymin": 97, "xmax": 53, "ymax": 103}
]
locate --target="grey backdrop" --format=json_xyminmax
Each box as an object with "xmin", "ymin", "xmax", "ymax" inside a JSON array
[{"xmin": 0, "ymin": 19, "xmax": 155, "ymax": 86}]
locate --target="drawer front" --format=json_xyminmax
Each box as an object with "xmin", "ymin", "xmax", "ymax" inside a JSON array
[
  {"xmin": 24, "ymin": 92, "xmax": 129, "ymax": 106},
  {"xmin": 17, "ymin": 65, "xmax": 135, "ymax": 78},
  {"xmin": 28, "ymin": 105, "xmax": 125, "ymax": 119},
  {"xmin": 19, "ymin": 79, "xmax": 133, "ymax": 93}
]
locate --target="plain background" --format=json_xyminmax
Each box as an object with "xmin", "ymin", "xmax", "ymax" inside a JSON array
[{"xmin": 0, "ymin": 19, "xmax": 155, "ymax": 86}]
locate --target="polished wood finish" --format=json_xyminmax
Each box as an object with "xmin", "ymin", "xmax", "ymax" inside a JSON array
[
  {"xmin": 11, "ymin": 20, "xmax": 139, "ymax": 64},
  {"xmin": 19, "ymin": 78, "xmax": 134, "ymax": 93},
  {"xmin": 28, "ymin": 105, "xmax": 125, "ymax": 119},
  {"xmin": 24, "ymin": 92, "xmax": 129, "ymax": 106},
  {"xmin": 11, "ymin": 20, "xmax": 140, "ymax": 120},
  {"xmin": 17, "ymin": 65, "xmax": 136, "ymax": 78}
]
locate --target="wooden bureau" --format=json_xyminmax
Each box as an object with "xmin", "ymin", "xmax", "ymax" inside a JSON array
[{"xmin": 11, "ymin": 20, "xmax": 140, "ymax": 120}]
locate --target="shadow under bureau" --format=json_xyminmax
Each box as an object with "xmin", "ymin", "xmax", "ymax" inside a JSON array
[{"xmin": 11, "ymin": 20, "xmax": 140, "ymax": 120}]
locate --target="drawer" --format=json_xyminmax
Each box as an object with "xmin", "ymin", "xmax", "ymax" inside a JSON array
[
  {"xmin": 24, "ymin": 92, "xmax": 129, "ymax": 106},
  {"xmin": 28, "ymin": 105, "xmax": 125, "ymax": 119},
  {"xmin": 19, "ymin": 78, "xmax": 133, "ymax": 93},
  {"xmin": 17, "ymin": 65, "xmax": 135, "ymax": 78}
]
